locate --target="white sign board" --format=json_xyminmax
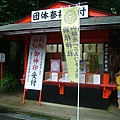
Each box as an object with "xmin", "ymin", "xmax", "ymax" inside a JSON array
[
  {"xmin": 0, "ymin": 53, "xmax": 5, "ymax": 62},
  {"xmin": 31, "ymin": 5, "xmax": 88, "ymax": 22},
  {"xmin": 93, "ymin": 74, "xmax": 100, "ymax": 84},
  {"xmin": 62, "ymin": 61, "xmax": 68, "ymax": 72},
  {"xmin": 79, "ymin": 73, "xmax": 85, "ymax": 83},
  {"xmin": 65, "ymin": 73, "xmax": 69, "ymax": 81},
  {"xmin": 51, "ymin": 72, "xmax": 58, "ymax": 81},
  {"xmin": 25, "ymin": 35, "xmax": 47, "ymax": 90}
]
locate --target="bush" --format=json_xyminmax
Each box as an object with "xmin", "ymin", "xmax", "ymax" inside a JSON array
[{"xmin": 0, "ymin": 71, "xmax": 20, "ymax": 93}]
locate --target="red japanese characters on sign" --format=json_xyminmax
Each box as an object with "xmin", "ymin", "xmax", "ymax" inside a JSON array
[
  {"xmin": 25, "ymin": 35, "xmax": 47, "ymax": 90},
  {"xmin": 31, "ymin": 37, "xmax": 44, "ymax": 49}
]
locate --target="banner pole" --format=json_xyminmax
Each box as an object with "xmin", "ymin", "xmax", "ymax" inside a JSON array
[{"xmin": 77, "ymin": 3, "xmax": 80, "ymax": 120}]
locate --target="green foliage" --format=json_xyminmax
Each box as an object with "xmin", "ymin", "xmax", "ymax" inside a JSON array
[
  {"xmin": 1, "ymin": 0, "xmax": 120, "ymax": 26},
  {"xmin": 0, "ymin": 71, "xmax": 20, "ymax": 93},
  {"xmin": 0, "ymin": 0, "xmax": 37, "ymax": 25},
  {"xmin": 88, "ymin": 0, "xmax": 120, "ymax": 15}
]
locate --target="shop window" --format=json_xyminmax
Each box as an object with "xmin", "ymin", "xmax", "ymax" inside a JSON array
[
  {"xmin": 46, "ymin": 43, "xmax": 104, "ymax": 74},
  {"xmin": 58, "ymin": 44, "xmax": 62, "ymax": 52},
  {"xmin": 83, "ymin": 43, "xmax": 103, "ymax": 73},
  {"xmin": 46, "ymin": 44, "xmax": 63, "ymax": 53},
  {"xmin": 46, "ymin": 44, "xmax": 57, "ymax": 52},
  {"xmin": 80, "ymin": 44, "xmax": 82, "ymax": 60}
]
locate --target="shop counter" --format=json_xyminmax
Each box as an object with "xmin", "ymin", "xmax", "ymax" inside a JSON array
[{"xmin": 43, "ymin": 72, "xmax": 117, "ymax": 98}]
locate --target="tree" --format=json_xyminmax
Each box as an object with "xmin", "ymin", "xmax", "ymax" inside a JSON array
[
  {"xmin": 88, "ymin": 0, "xmax": 119, "ymax": 15},
  {"xmin": 1, "ymin": 0, "xmax": 120, "ymax": 26},
  {"xmin": 0, "ymin": 0, "xmax": 37, "ymax": 25},
  {"xmin": 0, "ymin": 0, "xmax": 60, "ymax": 26}
]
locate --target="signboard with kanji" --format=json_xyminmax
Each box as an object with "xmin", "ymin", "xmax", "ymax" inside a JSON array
[
  {"xmin": 0, "ymin": 53, "xmax": 5, "ymax": 62},
  {"xmin": 25, "ymin": 35, "xmax": 47, "ymax": 90},
  {"xmin": 31, "ymin": 5, "xmax": 88, "ymax": 22},
  {"xmin": 104, "ymin": 43, "xmax": 109, "ymax": 73}
]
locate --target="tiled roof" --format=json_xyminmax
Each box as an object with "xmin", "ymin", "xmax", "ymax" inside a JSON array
[{"xmin": 0, "ymin": 16, "xmax": 120, "ymax": 35}]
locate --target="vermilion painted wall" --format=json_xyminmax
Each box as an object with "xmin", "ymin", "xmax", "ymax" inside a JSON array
[
  {"xmin": 5, "ymin": 30, "xmax": 109, "ymax": 44},
  {"xmin": 13, "ymin": 1, "xmax": 111, "ymax": 44},
  {"xmin": 46, "ymin": 30, "xmax": 109, "ymax": 44}
]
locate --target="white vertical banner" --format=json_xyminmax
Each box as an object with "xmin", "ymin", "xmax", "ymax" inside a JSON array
[{"xmin": 25, "ymin": 35, "xmax": 47, "ymax": 90}]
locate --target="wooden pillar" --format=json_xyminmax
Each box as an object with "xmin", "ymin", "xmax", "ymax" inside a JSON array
[
  {"xmin": 24, "ymin": 35, "xmax": 30, "ymax": 76},
  {"xmin": 0, "ymin": 62, "xmax": 3, "ymax": 79},
  {"xmin": 103, "ymin": 73, "xmax": 109, "ymax": 84}
]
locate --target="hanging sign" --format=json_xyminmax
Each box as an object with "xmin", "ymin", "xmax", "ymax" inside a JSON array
[
  {"xmin": 31, "ymin": 5, "xmax": 88, "ymax": 22},
  {"xmin": 25, "ymin": 35, "xmax": 47, "ymax": 90},
  {"xmin": 104, "ymin": 43, "xmax": 109, "ymax": 73},
  {"xmin": 61, "ymin": 6, "xmax": 79, "ymax": 82},
  {"xmin": 0, "ymin": 53, "xmax": 5, "ymax": 62}
]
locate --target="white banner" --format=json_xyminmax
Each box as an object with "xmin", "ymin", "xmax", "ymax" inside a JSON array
[{"xmin": 25, "ymin": 35, "xmax": 47, "ymax": 90}]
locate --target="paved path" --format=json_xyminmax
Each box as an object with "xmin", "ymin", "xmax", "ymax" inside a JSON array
[{"xmin": 0, "ymin": 91, "xmax": 120, "ymax": 120}]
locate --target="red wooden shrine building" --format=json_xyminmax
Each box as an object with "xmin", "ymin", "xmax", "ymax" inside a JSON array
[{"xmin": 0, "ymin": 1, "xmax": 120, "ymax": 109}]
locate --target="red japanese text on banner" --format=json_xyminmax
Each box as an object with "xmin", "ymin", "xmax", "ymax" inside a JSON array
[{"xmin": 25, "ymin": 35, "xmax": 47, "ymax": 90}]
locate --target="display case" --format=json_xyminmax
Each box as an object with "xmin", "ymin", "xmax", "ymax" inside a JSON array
[
  {"xmin": 44, "ymin": 71, "xmax": 116, "ymax": 98},
  {"xmin": 45, "ymin": 72, "xmax": 102, "ymax": 84},
  {"xmin": 45, "ymin": 72, "xmax": 58, "ymax": 82},
  {"xmin": 86, "ymin": 73, "xmax": 102, "ymax": 84},
  {"xmin": 79, "ymin": 73, "xmax": 86, "ymax": 83},
  {"xmin": 58, "ymin": 72, "xmax": 71, "ymax": 82}
]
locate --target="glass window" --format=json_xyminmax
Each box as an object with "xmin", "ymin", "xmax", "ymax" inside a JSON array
[
  {"xmin": 46, "ymin": 43, "xmax": 104, "ymax": 74},
  {"xmin": 82, "ymin": 43, "xmax": 103, "ymax": 73},
  {"xmin": 80, "ymin": 44, "xmax": 82, "ymax": 60},
  {"xmin": 58, "ymin": 44, "xmax": 62, "ymax": 52},
  {"xmin": 46, "ymin": 44, "xmax": 57, "ymax": 52}
]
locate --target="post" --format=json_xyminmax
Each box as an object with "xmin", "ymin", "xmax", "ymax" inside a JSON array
[
  {"xmin": 38, "ymin": 90, "xmax": 42, "ymax": 106},
  {"xmin": 77, "ymin": 3, "xmax": 80, "ymax": 120},
  {"xmin": 22, "ymin": 89, "xmax": 26, "ymax": 104},
  {"xmin": 0, "ymin": 62, "xmax": 3, "ymax": 79}
]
